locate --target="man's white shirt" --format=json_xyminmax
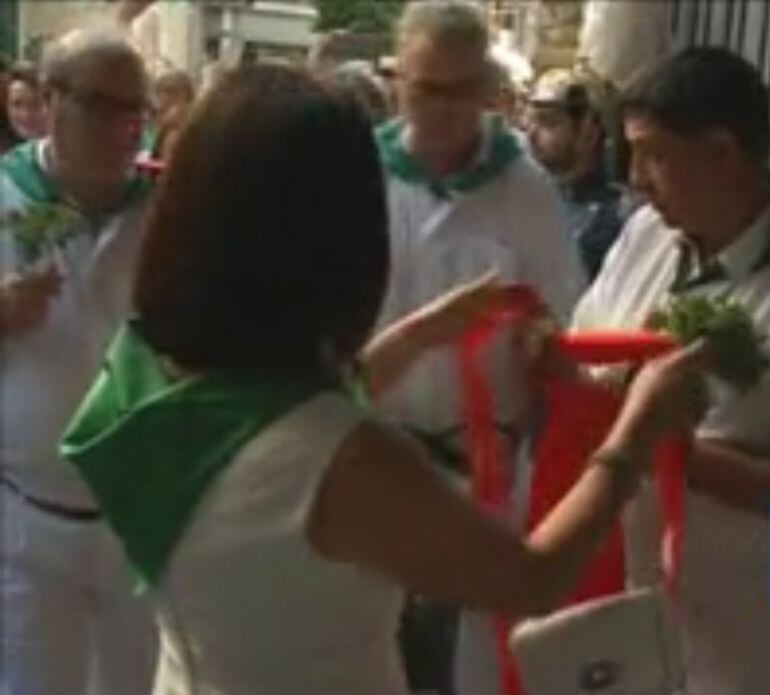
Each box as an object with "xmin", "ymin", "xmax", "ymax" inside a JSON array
[
  {"xmin": 379, "ymin": 140, "xmax": 585, "ymax": 434},
  {"xmin": 0, "ymin": 141, "xmax": 148, "ymax": 507},
  {"xmin": 572, "ymin": 202, "xmax": 770, "ymax": 695}
]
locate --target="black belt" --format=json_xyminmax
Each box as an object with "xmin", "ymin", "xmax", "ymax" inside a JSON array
[{"xmin": 1, "ymin": 476, "xmax": 102, "ymax": 522}]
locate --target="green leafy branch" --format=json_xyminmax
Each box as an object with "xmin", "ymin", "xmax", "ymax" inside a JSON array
[
  {"xmin": 0, "ymin": 202, "xmax": 83, "ymax": 266},
  {"xmin": 649, "ymin": 295, "xmax": 768, "ymax": 390}
]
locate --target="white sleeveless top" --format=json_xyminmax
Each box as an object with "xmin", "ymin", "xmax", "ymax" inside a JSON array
[{"xmin": 152, "ymin": 392, "xmax": 408, "ymax": 695}]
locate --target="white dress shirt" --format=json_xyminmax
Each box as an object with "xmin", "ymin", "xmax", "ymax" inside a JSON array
[
  {"xmin": 573, "ymin": 202, "xmax": 770, "ymax": 695},
  {"xmin": 0, "ymin": 141, "xmax": 148, "ymax": 506}
]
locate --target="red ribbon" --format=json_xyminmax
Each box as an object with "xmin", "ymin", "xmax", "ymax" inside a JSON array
[{"xmin": 459, "ymin": 284, "xmax": 686, "ymax": 695}]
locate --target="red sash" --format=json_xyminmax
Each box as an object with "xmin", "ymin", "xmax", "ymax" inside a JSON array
[{"xmin": 459, "ymin": 285, "xmax": 685, "ymax": 694}]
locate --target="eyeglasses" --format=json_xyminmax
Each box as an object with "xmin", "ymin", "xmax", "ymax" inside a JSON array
[
  {"xmin": 400, "ymin": 74, "xmax": 488, "ymax": 102},
  {"xmin": 53, "ymin": 81, "xmax": 150, "ymax": 123}
]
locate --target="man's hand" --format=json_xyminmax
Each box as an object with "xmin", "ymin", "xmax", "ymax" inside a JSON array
[{"xmin": 0, "ymin": 265, "xmax": 62, "ymax": 338}]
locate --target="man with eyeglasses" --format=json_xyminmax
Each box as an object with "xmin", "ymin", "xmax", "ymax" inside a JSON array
[
  {"xmin": 0, "ymin": 29, "xmax": 156, "ymax": 695},
  {"xmin": 374, "ymin": 2, "xmax": 584, "ymax": 694}
]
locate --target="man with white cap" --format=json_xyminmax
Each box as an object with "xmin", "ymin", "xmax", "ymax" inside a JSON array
[{"xmin": 526, "ymin": 68, "xmax": 631, "ymax": 279}]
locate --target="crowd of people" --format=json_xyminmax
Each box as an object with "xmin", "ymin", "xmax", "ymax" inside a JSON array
[
  {"xmin": 0, "ymin": 5, "xmax": 633, "ymax": 287},
  {"xmin": 1, "ymin": 1, "xmax": 769, "ymax": 695},
  {"xmin": 0, "ymin": 49, "xmax": 196, "ymax": 167}
]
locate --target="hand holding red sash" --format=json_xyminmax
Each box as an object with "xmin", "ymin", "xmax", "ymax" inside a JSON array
[{"xmin": 459, "ymin": 284, "xmax": 686, "ymax": 695}]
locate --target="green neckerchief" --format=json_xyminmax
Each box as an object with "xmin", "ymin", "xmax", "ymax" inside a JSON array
[
  {"xmin": 375, "ymin": 114, "xmax": 522, "ymax": 198},
  {"xmin": 1, "ymin": 140, "xmax": 153, "ymax": 206},
  {"xmin": 1, "ymin": 142, "xmax": 153, "ymax": 266},
  {"xmin": 60, "ymin": 322, "xmax": 329, "ymax": 589}
]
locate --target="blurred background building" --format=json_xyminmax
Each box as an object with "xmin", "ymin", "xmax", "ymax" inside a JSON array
[
  {"xmin": 0, "ymin": 1, "xmax": 318, "ymax": 79},
  {"xmin": 1, "ymin": 1, "xmax": 768, "ymax": 88}
]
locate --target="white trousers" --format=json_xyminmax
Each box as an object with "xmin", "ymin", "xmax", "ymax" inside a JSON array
[
  {"xmin": 455, "ymin": 445, "xmax": 533, "ymax": 695},
  {"xmin": 1, "ymin": 487, "xmax": 156, "ymax": 695}
]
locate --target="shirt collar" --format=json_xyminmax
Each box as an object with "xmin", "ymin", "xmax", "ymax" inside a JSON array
[
  {"xmin": 375, "ymin": 114, "xmax": 522, "ymax": 197},
  {"xmin": 717, "ymin": 203, "xmax": 770, "ymax": 280},
  {"xmin": 401, "ymin": 118, "xmax": 492, "ymax": 170},
  {"xmin": 674, "ymin": 202, "xmax": 770, "ymax": 286}
]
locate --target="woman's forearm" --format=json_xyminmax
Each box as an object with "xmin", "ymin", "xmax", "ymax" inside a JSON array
[
  {"xmin": 517, "ymin": 445, "xmax": 641, "ymax": 615},
  {"xmin": 360, "ymin": 312, "xmax": 435, "ymax": 400},
  {"xmin": 361, "ymin": 272, "xmax": 505, "ymax": 399}
]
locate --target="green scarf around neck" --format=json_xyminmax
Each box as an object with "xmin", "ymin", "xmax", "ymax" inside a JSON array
[
  {"xmin": 60, "ymin": 322, "xmax": 328, "ymax": 589},
  {"xmin": 375, "ymin": 114, "xmax": 522, "ymax": 198},
  {"xmin": 2, "ymin": 140, "xmax": 152, "ymax": 206}
]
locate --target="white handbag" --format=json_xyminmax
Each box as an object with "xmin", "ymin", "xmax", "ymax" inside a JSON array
[
  {"xmin": 510, "ymin": 586, "xmax": 685, "ymax": 694},
  {"xmin": 509, "ymin": 451, "xmax": 689, "ymax": 695},
  {"xmin": 456, "ymin": 304, "xmax": 689, "ymax": 694}
]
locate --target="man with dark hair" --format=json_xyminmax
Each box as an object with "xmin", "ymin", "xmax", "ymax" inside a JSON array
[
  {"xmin": 573, "ymin": 46, "xmax": 770, "ymax": 694},
  {"xmin": 527, "ymin": 69, "xmax": 632, "ymax": 279}
]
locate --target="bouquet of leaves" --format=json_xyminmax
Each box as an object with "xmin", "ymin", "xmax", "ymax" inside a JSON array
[
  {"xmin": 649, "ymin": 295, "xmax": 768, "ymax": 390},
  {"xmin": 0, "ymin": 202, "xmax": 83, "ymax": 267}
]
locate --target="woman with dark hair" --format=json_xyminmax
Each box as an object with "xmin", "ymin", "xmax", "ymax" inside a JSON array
[
  {"xmin": 6, "ymin": 62, "xmax": 48, "ymax": 141},
  {"xmin": 0, "ymin": 55, "xmax": 22, "ymax": 153},
  {"xmin": 62, "ymin": 65, "xmax": 709, "ymax": 695}
]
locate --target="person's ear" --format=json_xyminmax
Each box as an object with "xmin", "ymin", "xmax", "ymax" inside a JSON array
[{"xmin": 703, "ymin": 128, "xmax": 742, "ymax": 166}]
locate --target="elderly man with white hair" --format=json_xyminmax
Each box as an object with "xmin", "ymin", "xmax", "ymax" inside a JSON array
[
  {"xmin": 0, "ymin": 29, "xmax": 156, "ymax": 695},
  {"xmin": 374, "ymin": 2, "xmax": 585, "ymax": 693}
]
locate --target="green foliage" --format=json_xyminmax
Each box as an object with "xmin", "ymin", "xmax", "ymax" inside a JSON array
[
  {"xmin": 313, "ymin": 0, "xmax": 407, "ymax": 35},
  {"xmin": 649, "ymin": 295, "xmax": 768, "ymax": 390},
  {"xmin": 0, "ymin": 203, "xmax": 83, "ymax": 266}
]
